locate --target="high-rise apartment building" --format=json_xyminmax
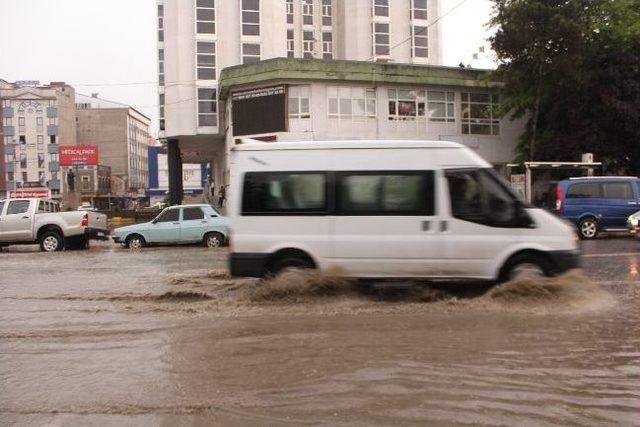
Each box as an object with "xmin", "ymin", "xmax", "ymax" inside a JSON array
[
  {"xmin": 0, "ymin": 80, "xmax": 77, "ymax": 199},
  {"xmin": 158, "ymin": 1, "xmax": 523, "ymax": 206}
]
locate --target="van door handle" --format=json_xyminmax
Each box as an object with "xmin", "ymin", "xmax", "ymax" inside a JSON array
[
  {"xmin": 440, "ymin": 221, "xmax": 448, "ymax": 232},
  {"xmin": 22, "ymin": 216, "xmax": 30, "ymax": 219},
  {"xmin": 421, "ymin": 220, "xmax": 430, "ymax": 231}
]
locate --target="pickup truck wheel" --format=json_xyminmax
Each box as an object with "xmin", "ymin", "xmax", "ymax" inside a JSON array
[
  {"xmin": 203, "ymin": 232, "xmax": 224, "ymax": 248},
  {"xmin": 126, "ymin": 235, "xmax": 145, "ymax": 250},
  {"xmin": 40, "ymin": 232, "xmax": 63, "ymax": 252}
]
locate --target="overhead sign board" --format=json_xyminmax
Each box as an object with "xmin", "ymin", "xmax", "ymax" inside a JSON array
[
  {"xmin": 232, "ymin": 85, "xmax": 286, "ymax": 137},
  {"xmin": 10, "ymin": 188, "xmax": 50, "ymax": 198},
  {"xmin": 59, "ymin": 145, "xmax": 99, "ymax": 166}
]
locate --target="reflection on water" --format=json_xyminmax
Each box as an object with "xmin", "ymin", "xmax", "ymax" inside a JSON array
[{"xmin": 0, "ymin": 244, "xmax": 639, "ymax": 425}]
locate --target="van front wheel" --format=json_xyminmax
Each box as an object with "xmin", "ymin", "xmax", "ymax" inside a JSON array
[
  {"xmin": 500, "ymin": 253, "xmax": 551, "ymax": 283},
  {"xmin": 578, "ymin": 218, "xmax": 599, "ymax": 240}
]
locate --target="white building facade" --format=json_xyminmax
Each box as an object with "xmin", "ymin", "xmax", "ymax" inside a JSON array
[
  {"xmin": 158, "ymin": 1, "xmax": 523, "ymax": 205},
  {"xmin": 0, "ymin": 80, "xmax": 77, "ymax": 199}
]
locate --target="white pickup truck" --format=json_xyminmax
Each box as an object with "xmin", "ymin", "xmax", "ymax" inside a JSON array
[{"xmin": 0, "ymin": 198, "xmax": 109, "ymax": 252}]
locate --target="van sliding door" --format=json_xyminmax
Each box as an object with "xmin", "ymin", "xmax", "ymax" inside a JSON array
[{"xmin": 331, "ymin": 170, "xmax": 443, "ymax": 278}]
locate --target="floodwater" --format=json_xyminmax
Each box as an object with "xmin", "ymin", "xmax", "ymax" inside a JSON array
[{"xmin": 0, "ymin": 240, "xmax": 639, "ymax": 426}]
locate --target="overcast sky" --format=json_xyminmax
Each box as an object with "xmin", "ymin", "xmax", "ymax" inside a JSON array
[{"xmin": 0, "ymin": 0, "xmax": 495, "ymax": 136}]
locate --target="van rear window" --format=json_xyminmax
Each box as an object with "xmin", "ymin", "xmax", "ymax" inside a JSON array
[
  {"xmin": 602, "ymin": 182, "xmax": 633, "ymax": 199},
  {"xmin": 242, "ymin": 172, "xmax": 327, "ymax": 215},
  {"xmin": 566, "ymin": 183, "xmax": 601, "ymax": 199}
]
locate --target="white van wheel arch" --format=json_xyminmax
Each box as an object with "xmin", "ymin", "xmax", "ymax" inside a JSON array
[
  {"xmin": 499, "ymin": 252, "xmax": 552, "ymax": 283},
  {"xmin": 266, "ymin": 250, "xmax": 316, "ymax": 276}
]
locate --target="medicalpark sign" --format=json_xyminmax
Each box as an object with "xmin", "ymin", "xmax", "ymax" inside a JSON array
[{"xmin": 59, "ymin": 145, "xmax": 99, "ymax": 166}]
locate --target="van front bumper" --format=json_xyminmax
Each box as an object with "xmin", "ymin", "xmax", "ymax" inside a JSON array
[
  {"xmin": 229, "ymin": 253, "xmax": 269, "ymax": 277},
  {"xmin": 549, "ymin": 249, "xmax": 581, "ymax": 273}
]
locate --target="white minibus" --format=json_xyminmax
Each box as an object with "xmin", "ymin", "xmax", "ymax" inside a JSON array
[{"xmin": 228, "ymin": 140, "xmax": 580, "ymax": 282}]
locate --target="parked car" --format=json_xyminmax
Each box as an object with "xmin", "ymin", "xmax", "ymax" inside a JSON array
[
  {"xmin": 0, "ymin": 198, "xmax": 109, "ymax": 252},
  {"xmin": 228, "ymin": 140, "xmax": 580, "ymax": 282},
  {"xmin": 626, "ymin": 211, "xmax": 640, "ymax": 238},
  {"xmin": 112, "ymin": 204, "xmax": 229, "ymax": 249},
  {"xmin": 77, "ymin": 203, "xmax": 98, "ymax": 212},
  {"xmin": 552, "ymin": 176, "xmax": 640, "ymax": 239}
]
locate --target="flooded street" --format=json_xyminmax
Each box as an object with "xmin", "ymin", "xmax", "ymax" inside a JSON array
[{"xmin": 1, "ymin": 240, "xmax": 639, "ymax": 426}]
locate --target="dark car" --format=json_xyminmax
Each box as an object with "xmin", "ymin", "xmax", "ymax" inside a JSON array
[{"xmin": 553, "ymin": 176, "xmax": 640, "ymax": 239}]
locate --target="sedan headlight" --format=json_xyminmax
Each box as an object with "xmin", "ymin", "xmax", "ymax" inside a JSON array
[{"xmin": 631, "ymin": 218, "xmax": 639, "ymax": 226}]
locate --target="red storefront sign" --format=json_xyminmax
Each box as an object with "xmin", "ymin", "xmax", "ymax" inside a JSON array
[
  {"xmin": 59, "ymin": 145, "xmax": 99, "ymax": 166},
  {"xmin": 10, "ymin": 188, "xmax": 51, "ymax": 198}
]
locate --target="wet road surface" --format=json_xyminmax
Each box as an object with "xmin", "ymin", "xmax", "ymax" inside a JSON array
[{"xmin": 1, "ymin": 239, "xmax": 639, "ymax": 425}]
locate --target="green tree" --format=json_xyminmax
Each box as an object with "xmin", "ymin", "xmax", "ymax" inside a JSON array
[{"xmin": 490, "ymin": 0, "xmax": 640, "ymax": 172}]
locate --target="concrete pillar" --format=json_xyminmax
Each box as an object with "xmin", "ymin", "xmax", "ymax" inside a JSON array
[{"xmin": 167, "ymin": 139, "xmax": 183, "ymax": 206}]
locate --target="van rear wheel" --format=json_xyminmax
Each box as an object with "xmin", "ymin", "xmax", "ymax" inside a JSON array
[
  {"xmin": 578, "ymin": 218, "xmax": 599, "ymax": 239},
  {"xmin": 267, "ymin": 256, "xmax": 315, "ymax": 277}
]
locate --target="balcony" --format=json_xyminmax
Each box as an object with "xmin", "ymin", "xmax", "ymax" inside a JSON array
[
  {"xmin": 48, "ymin": 162, "xmax": 60, "ymax": 172},
  {"xmin": 47, "ymin": 125, "xmax": 58, "ymax": 136},
  {"xmin": 5, "ymin": 144, "xmax": 15, "ymax": 155},
  {"xmin": 47, "ymin": 144, "xmax": 59, "ymax": 154},
  {"xmin": 6, "ymin": 162, "xmax": 15, "ymax": 173},
  {"xmin": 3, "ymin": 126, "xmax": 14, "ymax": 136},
  {"xmin": 47, "ymin": 107, "xmax": 58, "ymax": 118},
  {"xmin": 2, "ymin": 107, "xmax": 13, "ymax": 118}
]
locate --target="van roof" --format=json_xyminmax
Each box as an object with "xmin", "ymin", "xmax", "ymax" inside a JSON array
[
  {"xmin": 232, "ymin": 139, "xmax": 466, "ymax": 151},
  {"xmin": 566, "ymin": 176, "xmax": 638, "ymax": 181}
]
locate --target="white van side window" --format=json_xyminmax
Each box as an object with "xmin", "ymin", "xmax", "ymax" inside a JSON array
[
  {"xmin": 446, "ymin": 169, "xmax": 519, "ymax": 227},
  {"xmin": 242, "ymin": 172, "xmax": 327, "ymax": 215},
  {"xmin": 337, "ymin": 171, "xmax": 434, "ymax": 215}
]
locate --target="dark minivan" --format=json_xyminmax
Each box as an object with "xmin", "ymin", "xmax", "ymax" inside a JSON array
[{"xmin": 554, "ymin": 177, "xmax": 640, "ymax": 239}]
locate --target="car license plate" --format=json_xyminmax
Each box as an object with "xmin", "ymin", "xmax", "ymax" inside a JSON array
[{"xmin": 97, "ymin": 232, "xmax": 105, "ymax": 237}]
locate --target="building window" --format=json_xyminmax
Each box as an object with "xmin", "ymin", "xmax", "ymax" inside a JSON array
[
  {"xmin": 22, "ymin": 172, "xmax": 28, "ymax": 182},
  {"xmin": 7, "ymin": 172, "xmax": 14, "ymax": 181},
  {"xmin": 388, "ymin": 89, "xmax": 454, "ymax": 122},
  {"xmin": 50, "ymin": 135, "xmax": 56, "ymax": 144},
  {"xmin": 198, "ymin": 88, "xmax": 217, "ymax": 126},
  {"xmin": 373, "ymin": 23, "xmax": 390, "ymax": 56},
  {"xmin": 322, "ymin": 32, "xmax": 333, "ymax": 59},
  {"xmin": 158, "ymin": 3, "xmax": 164, "ymax": 43},
  {"xmin": 302, "ymin": 0, "xmax": 313, "ymax": 25},
  {"xmin": 286, "ymin": 0, "xmax": 293, "ymax": 24},
  {"xmin": 4, "ymin": 117, "xmax": 11, "ymax": 126},
  {"xmin": 328, "ymin": 86, "xmax": 376, "ymax": 119},
  {"xmin": 159, "ymin": 93, "xmax": 165, "ymax": 122},
  {"xmin": 288, "ymin": 85, "xmax": 311, "ymax": 119},
  {"xmin": 461, "ymin": 92, "xmax": 500, "ymax": 135},
  {"xmin": 19, "ymin": 117, "xmax": 26, "ymax": 133},
  {"xmin": 38, "ymin": 153, "xmax": 45, "ymax": 169},
  {"xmin": 322, "ymin": 0, "xmax": 332, "ymax": 26},
  {"xmin": 411, "ymin": 0, "xmax": 427, "ymax": 20},
  {"xmin": 303, "ymin": 31, "xmax": 314, "ymax": 58},
  {"xmin": 373, "ymin": 0, "xmax": 389, "ymax": 17},
  {"xmin": 412, "ymin": 26, "xmax": 428, "ymax": 58},
  {"xmin": 242, "ymin": 43, "xmax": 261, "ymax": 64},
  {"xmin": 37, "ymin": 135, "xmax": 44, "ymax": 150},
  {"xmin": 19, "ymin": 135, "xmax": 26, "ymax": 145},
  {"xmin": 196, "ymin": 0, "xmax": 215, "ymax": 34},
  {"xmin": 81, "ymin": 176, "xmax": 91, "ymax": 191},
  {"xmin": 241, "ymin": 0, "xmax": 260, "ymax": 36},
  {"xmin": 158, "ymin": 48, "xmax": 164, "ymax": 87},
  {"xmin": 20, "ymin": 153, "xmax": 27, "ymax": 169},
  {"xmin": 196, "ymin": 41, "xmax": 216, "ymax": 80},
  {"xmin": 287, "ymin": 29, "xmax": 295, "ymax": 58}
]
